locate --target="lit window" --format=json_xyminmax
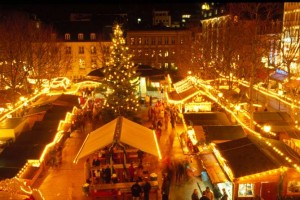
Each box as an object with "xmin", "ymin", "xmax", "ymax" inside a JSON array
[
  {"xmin": 91, "ymin": 58, "xmax": 97, "ymax": 68},
  {"xmin": 90, "ymin": 46, "xmax": 96, "ymax": 54},
  {"xmin": 164, "ymin": 51, "xmax": 169, "ymax": 57},
  {"xmin": 65, "ymin": 33, "xmax": 71, "ymax": 40},
  {"xmin": 180, "ymin": 38, "xmax": 184, "ymax": 44},
  {"xmin": 78, "ymin": 33, "xmax": 84, "ymax": 40},
  {"xmin": 90, "ymin": 33, "xmax": 96, "ymax": 40},
  {"xmin": 238, "ymin": 183, "xmax": 254, "ymax": 197},
  {"xmin": 138, "ymin": 37, "xmax": 142, "ymax": 44},
  {"xmin": 79, "ymin": 46, "xmax": 84, "ymax": 54},
  {"xmin": 79, "ymin": 59, "xmax": 85, "ymax": 69},
  {"xmin": 130, "ymin": 38, "xmax": 135, "ymax": 45},
  {"xmin": 164, "ymin": 63, "xmax": 169, "ymax": 68}
]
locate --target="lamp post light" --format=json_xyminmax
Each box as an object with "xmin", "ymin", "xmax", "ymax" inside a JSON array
[
  {"xmin": 278, "ymin": 90, "xmax": 283, "ymax": 111},
  {"xmin": 235, "ymin": 104, "xmax": 241, "ymax": 115},
  {"xmin": 218, "ymin": 92, "xmax": 223, "ymax": 98},
  {"xmin": 263, "ymin": 124, "xmax": 271, "ymax": 134}
]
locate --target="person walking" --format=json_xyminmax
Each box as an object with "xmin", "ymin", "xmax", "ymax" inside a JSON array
[
  {"xmin": 191, "ymin": 189, "xmax": 200, "ymax": 200},
  {"xmin": 142, "ymin": 177, "xmax": 152, "ymax": 200},
  {"xmin": 161, "ymin": 174, "xmax": 170, "ymax": 200},
  {"xmin": 220, "ymin": 188, "xmax": 228, "ymax": 200},
  {"xmin": 200, "ymin": 191, "xmax": 210, "ymax": 200},
  {"xmin": 205, "ymin": 186, "xmax": 214, "ymax": 200},
  {"xmin": 84, "ymin": 158, "xmax": 91, "ymax": 183},
  {"xmin": 131, "ymin": 180, "xmax": 142, "ymax": 200},
  {"xmin": 128, "ymin": 162, "xmax": 135, "ymax": 182}
]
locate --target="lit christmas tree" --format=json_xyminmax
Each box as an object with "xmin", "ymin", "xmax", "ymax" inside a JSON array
[{"xmin": 101, "ymin": 24, "xmax": 140, "ymax": 121}]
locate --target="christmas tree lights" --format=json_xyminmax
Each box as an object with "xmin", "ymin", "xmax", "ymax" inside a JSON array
[{"xmin": 101, "ymin": 24, "xmax": 139, "ymax": 120}]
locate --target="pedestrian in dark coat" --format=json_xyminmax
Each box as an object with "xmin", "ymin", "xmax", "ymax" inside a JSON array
[
  {"xmin": 161, "ymin": 174, "xmax": 170, "ymax": 200},
  {"xmin": 131, "ymin": 180, "xmax": 142, "ymax": 200},
  {"xmin": 191, "ymin": 189, "xmax": 200, "ymax": 200},
  {"xmin": 143, "ymin": 177, "xmax": 152, "ymax": 200},
  {"xmin": 104, "ymin": 165, "xmax": 111, "ymax": 183},
  {"xmin": 199, "ymin": 191, "xmax": 210, "ymax": 200}
]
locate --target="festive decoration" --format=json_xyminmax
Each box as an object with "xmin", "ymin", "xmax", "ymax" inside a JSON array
[{"xmin": 101, "ymin": 23, "xmax": 139, "ymax": 119}]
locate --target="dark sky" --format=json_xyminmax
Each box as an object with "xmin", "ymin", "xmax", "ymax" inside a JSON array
[{"xmin": 0, "ymin": 3, "xmax": 201, "ymax": 22}]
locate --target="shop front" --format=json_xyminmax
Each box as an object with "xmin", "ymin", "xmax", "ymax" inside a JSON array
[{"xmin": 214, "ymin": 136, "xmax": 300, "ymax": 199}]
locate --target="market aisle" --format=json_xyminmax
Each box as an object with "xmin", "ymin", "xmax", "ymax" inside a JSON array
[{"xmin": 34, "ymin": 121, "xmax": 94, "ymax": 200}]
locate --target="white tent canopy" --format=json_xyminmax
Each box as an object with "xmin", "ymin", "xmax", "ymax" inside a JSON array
[{"xmin": 74, "ymin": 116, "xmax": 161, "ymax": 163}]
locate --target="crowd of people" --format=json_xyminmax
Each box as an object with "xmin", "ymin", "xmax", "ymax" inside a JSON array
[{"xmin": 192, "ymin": 187, "xmax": 228, "ymax": 200}]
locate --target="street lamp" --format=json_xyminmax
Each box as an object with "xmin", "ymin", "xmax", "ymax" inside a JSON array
[
  {"xmin": 278, "ymin": 90, "xmax": 283, "ymax": 111},
  {"xmin": 235, "ymin": 104, "xmax": 241, "ymax": 115},
  {"xmin": 263, "ymin": 124, "xmax": 271, "ymax": 134}
]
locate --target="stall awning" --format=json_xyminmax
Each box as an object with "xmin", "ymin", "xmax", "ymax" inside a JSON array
[
  {"xmin": 167, "ymin": 87, "xmax": 200, "ymax": 103},
  {"xmin": 200, "ymin": 153, "xmax": 229, "ymax": 184},
  {"xmin": 74, "ymin": 116, "xmax": 161, "ymax": 163}
]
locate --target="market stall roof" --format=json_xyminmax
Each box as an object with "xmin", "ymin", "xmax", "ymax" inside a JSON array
[
  {"xmin": 215, "ymin": 135, "xmax": 300, "ymax": 179},
  {"xmin": 200, "ymin": 153, "xmax": 229, "ymax": 184},
  {"xmin": 253, "ymin": 111, "xmax": 293, "ymax": 125},
  {"xmin": 136, "ymin": 65, "xmax": 165, "ymax": 77},
  {"xmin": 167, "ymin": 87, "xmax": 200, "ymax": 103},
  {"xmin": 0, "ymin": 104, "xmax": 74, "ymax": 179},
  {"xmin": 74, "ymin": 116, "xmax": 161, "ymax": 163},
  {"xmin": 253, "ymin": 111, "xmax": 300, "ymax": 139},
  {"xmin": 183, "ymin": 112, "xmax": 231, "ymax": 126},
  {"xmin": 0, "ymin": 118, "xmax": 24, "ymax": 129},
  {"xmin": 202, "ymin": 125, "xmax": 247, "ymax": 143},
  {"xmin": 31, "ymin": 94, "xmax": 80, "ymax": 108}
]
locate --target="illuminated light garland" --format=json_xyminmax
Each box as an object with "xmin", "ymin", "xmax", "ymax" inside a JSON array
[{"xmin": 186, "ymin": 75, "xmax": 300, "ymax": 173}]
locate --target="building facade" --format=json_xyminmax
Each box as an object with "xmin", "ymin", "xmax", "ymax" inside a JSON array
[
  {"xmin": 126, "ymin": 28, "xmax": 192, "ymax": 73},
  {"xmin": 282, "ymin": 2, "xmax": 300, "ymax": 76}
]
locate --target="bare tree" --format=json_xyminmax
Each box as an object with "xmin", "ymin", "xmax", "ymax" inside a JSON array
[
  {"xmin": 30, "ymin": 24, "xmax": 72, "ymax": 90},
  {"xmin": 0, "ymin": 11, "xmax": 33, "ymax": 104}
]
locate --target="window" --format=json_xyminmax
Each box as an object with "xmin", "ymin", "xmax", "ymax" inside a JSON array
[
  {"xmin": 165, "ymin": 37, "xmax": 169, "ymax": 44},
  {"xmin": 171, "ymin": 37, "xmax": 175, "ymax": 44},
  {"xmin": 138, "ymin": 37, "xmax": 142, "ymax": 44},
  {"xmin": 91, "ymin": 58, "xmax": 97, "ymax": 69},
  {"xmin": 51, "ymin": 33, "xmax": 56, "ymax": 40},
  {"xmin": 158, "ymin": 37, "xmax": 162, "ymax": 45},
  {"xmin": 90, "ymin": 46, "xmax": 96, "ymax": 54},
  {"xmin": 90, "ymin": 33, "xmax": 96, "ymax": 40},
  {"xmin": 79, "ymin": 59, "xmax": 85, "ymax": 69},
  {"xmin": 65, "ymin": 33, "xmax": 71, "ymax": 40},
  {"xmin": 238, "ymin": 184, "xmax": 254, "ymax": 197},
  {"xmin": 164, "ymin": 51, "xmax": 169, "ymax": 57},
  {"xmin": 145, "ymin": 38, "xmax": 149, "ymax": 45},
  {"xmin": 130, "ymin": 38, "xmax": 135, "ymax": 45},
  {"xmin": 164, "ymin": 63, "xmax": 169, "ymax": 68},
  {"xmin": 78, "ymin": 33, "xmax": 84, "ymax": 40},
  {"xmin": 180, "ymin": 37, "xmax": 184, "ymax": 44},
  {"xmin": 65, "ymin": 46, "xmax": 71, "ymax": 54},
  {"xmin": 151, "ymin": 37, "xmax": 156, "ymax": 45},
  {"xmin": 79, "ymin": 46, "xmax": 84, "ymax": 54}
]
